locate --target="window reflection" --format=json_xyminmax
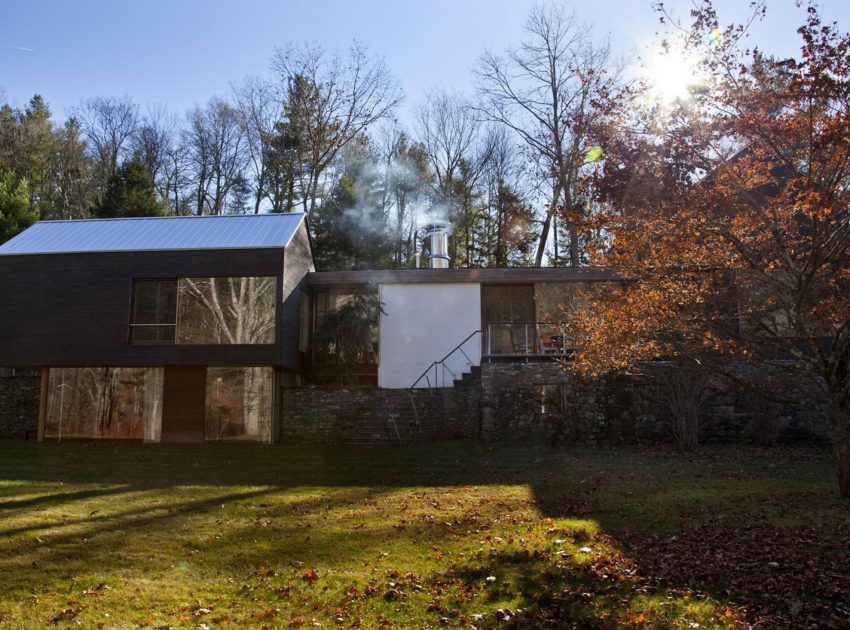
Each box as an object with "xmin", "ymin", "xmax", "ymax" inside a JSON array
[
  {"xmin": 45, "ymin": 367, "xmax": 164, "ymax": 441},
  {"xmin": 205, "ymin": 367, "xmax": 273, "ymax": 442}
]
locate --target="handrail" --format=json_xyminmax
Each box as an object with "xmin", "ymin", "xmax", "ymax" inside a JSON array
[{"xmin": 408, "ymin": 329, "xmax": 481, "ymax": 391}]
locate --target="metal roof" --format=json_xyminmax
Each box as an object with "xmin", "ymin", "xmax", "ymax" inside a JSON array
[{"xmin": 0, "ymin": 213, "xmax": 306, "ymax": 255}]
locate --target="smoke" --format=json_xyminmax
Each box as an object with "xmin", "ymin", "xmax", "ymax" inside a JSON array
[
  {"xmin": 334, "ymin": 152, "xmax": 455, "ymax": 237},
  {"xmin": 413, "ymin": 203, "xmax": 452, "ymax": 233}
]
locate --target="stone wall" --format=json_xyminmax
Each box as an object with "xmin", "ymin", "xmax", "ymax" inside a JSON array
[
  {"xmin": 0, "ymin": 371, "xmax": 40, "ymax": 440},
  {"xmin": 281, "ymin": 385, "xmax": 480, "ymax": 443},
  {"xmin": 480, "ymin": 362, "xmax": 830, "ymax": 445}
]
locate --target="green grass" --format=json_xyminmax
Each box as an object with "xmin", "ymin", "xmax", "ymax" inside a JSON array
[{"xmin": 0, "ymin": 441, "xmax": 845, "ymax": 628}]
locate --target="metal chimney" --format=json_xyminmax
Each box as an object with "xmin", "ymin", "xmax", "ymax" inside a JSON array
[{"xmin": 427, "ymin": 224, "xmax": 449, "ymax": 269}]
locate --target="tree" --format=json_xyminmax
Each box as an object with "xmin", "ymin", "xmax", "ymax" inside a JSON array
[
  {"xmin": 573, "ymin": 2, "xmax": 850, "ymax": 496},
  {"xmin": 75, "ymin": 96, "xmax": 139, "ymax": 197},
  {"xmin": 271, "ymin": 41, "xmax": 403, "ymax": 214},
  {"xmin": 474, "ymin": 2, "xmax": 616, "ymax": 267},
  {"xmin": 0, "ymin": 167, "xmax": 34, "ymax": 242},
  {"xmin": 93, "ymin": 158, "xmax": 167, "ymax": 218},
  {"xmin": 414, "ymin": 90, "xmax": 492, "ymax": 266},
  {"xmin": 234, "ymin": 77, "xmax": 285, "ymax": 214},
  {"xmin": 310, "ymin": 142, "xmax": 395, "ymax": 270},
  {"xmin": 184, "ymin": 97, "xmax": 248, "ymax": 215}
]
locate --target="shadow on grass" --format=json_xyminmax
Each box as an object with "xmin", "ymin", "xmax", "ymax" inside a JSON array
[{"xmin": 0, "ymin": 440, "xmax": 845, "ymax": 627}]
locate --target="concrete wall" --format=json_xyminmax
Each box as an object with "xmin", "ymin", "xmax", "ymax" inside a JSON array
[{"xmin": 378, "ymin": 283, "xmax": 481, "ymax": 389}]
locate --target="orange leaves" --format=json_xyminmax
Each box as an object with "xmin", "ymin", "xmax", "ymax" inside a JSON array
[{"xmin": 301, "ymin": 569, "xmax": 319, "ymax": 586}]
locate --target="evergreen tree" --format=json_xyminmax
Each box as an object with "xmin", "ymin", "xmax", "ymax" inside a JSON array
[
  {"xmin": 310, "ymin": 146, "xmax": 395, "ymax": 270},
  {"xmin": 93, "ymin": 158, "xmax": 167, "ymax": 218},
  {"xmin": 0, "ymin": 167, "xmax": 35, "ymax": 243}
]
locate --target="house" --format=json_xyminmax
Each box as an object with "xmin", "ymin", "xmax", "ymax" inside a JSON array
[
  {"xmin": 0, "ymin": 215, "xmax": 613, "ymax": 443},
  {"xmin": 0, "ymin": 213, "xmax": 313, "ymax": 443}
]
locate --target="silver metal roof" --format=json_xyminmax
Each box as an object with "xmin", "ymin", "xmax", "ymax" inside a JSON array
[{"xmin": 0, "ymin": 213, "xmax": 306, "ymax": 255}]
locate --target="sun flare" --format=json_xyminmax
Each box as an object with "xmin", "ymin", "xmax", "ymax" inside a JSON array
[{"xmin": 643, "ymin": 44, "xmax": 702, "ymax": 104}]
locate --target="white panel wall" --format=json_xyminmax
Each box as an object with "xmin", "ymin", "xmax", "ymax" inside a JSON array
[{"xmin": 378, "ymin": 283, "xmax": 481, "ymax": 389}]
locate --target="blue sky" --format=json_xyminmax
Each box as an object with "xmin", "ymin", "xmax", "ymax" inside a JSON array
[{"xmin": 2, "ymin": 0, "xmax": 848, "ymax": 124}]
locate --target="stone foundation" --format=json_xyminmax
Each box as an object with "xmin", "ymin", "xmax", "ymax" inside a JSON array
[
  {"xmin": 479, "ymin": 362, "xmax": 829, "ymax": 445},
  {"xmin": 281, "ymin": 385, "xmax": 480, "ymax": 442},
  {"xmin": 0, "ymin": 371, "xmax": 39, "ymax": 440},
  {"xmin": 0, "ymin": 363, "xmax": 830, "ymax": 446}
]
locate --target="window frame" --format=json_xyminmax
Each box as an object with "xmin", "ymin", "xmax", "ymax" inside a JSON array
[{"xmin": 128, "ymin": 279, "xmax": 179, "ymax": 345}]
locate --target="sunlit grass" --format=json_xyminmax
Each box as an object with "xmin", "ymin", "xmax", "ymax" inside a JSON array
[{"xmin": 0, "ymin": 441, "xmax": 841, "ymax": 628}]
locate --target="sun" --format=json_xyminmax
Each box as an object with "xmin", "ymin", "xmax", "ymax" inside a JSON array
[{"xmin": 642, "ymin": 43, "xmax": 702, "ymax": 105}]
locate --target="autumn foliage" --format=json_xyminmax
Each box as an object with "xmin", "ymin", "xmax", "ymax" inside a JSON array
[{"xmin": 573, "ymin": 2, "xmax": 850, "ymax": 495}]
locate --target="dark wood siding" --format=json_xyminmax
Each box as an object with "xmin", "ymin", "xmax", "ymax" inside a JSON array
[
  {"xmin": 280, "ymin": 221, "xmax": 315, "ymax": 371},
  {"xmin": 0, "ymin": 248, "xmax": 287, "ymax": 367},
  {"xmin": 161, "ymin": 366, "xmax": 206, "ymax": 442}
]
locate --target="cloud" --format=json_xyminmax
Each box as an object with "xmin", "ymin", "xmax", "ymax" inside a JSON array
[{"xmin": 10, "ymin": 46, "xmax": 34, "ymax": 52}]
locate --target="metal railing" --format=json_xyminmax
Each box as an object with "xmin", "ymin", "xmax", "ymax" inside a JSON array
[
  {"xmin": 408, "ymin": 330, "xmax": 482, "ymax": 392},
  {"xmin": 483, "ymin": 322, "xmax": 575, "ymax": 358},
  {"xmin": 408, "ymin": 329, "xmax": 482, "ymax": 428}
]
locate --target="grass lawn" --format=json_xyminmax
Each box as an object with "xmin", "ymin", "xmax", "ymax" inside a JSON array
[{"xmin": 0, "ymin": 441, "xmax": 847, "ymax": 628}]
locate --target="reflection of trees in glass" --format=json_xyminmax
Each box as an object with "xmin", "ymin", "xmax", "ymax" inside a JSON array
[
  {"xmin": 45, "ymin": 367, "xmax": 162, "ymax": 439},
  {"xmin": 177, "ymin": 276, "xmax": 276, "ymax": 344},
  {"xmin": 205, "ymin": 367, "xmax": 272, "ymax": 442},
  {"xmin": 313, "ymin": 293, "xmax": 383, "ymax": 380}
]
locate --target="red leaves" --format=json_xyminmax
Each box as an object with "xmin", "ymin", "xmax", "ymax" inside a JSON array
[{"xmin": 626, "ymin": 520, "xmax": 850, "ymax": 627}]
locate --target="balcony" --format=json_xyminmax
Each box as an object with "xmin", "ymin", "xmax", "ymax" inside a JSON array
[{"xmin": 483, "ymin": 322, "xmax": 575, "ymax": 361}]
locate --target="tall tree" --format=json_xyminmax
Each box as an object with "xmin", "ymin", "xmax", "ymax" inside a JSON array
[
  {"xmin": 573, "ymin": 2, "xmax": 850, "ymax": 496},
  {"xmin": 184, "ymin": 97, "xmax": 248, "ymax": 215},
  {"xmin": 474, "ymin": 2, "xmax": 616, "ymax": 267},
  {"xmin": 271, "ymin": 41, "xmax": 403, "ymax": 214},
  {"xmin": 0, "ymin": 166, "xmax": 34, "ymax": 243},
  {"xmin": 75, "ymin": 96, "xmax": 139, "ymax": 197},
  {"xmin": 310, "ymin": 142, "xmax": 395, "ymax": 270}
]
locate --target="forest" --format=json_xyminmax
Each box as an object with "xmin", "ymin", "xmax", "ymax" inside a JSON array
[{"xmin": 0, "ymin": 2, "xmax": 616, "ymax": 270}]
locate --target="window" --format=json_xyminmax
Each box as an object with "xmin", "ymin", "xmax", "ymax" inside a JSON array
[
  {"xmin": 205, "ymin": 367, "xmax": 273, "ymax": 442},
  {"xmin": 130, "ymin": 280, "xmax": 177, "ymax": 344},
  {"xmin": 45, "ymin": 367, "xmax": 164, "ymax": 441},
  {"xmin": 129, "ymin": 277, "xmax": 276, "ymax": 345},
  {"xmin": 298, "ymin": 292, "xmax": 310, "ymax": 353},
  {"xmin": 533, "ymin": 383, "xmax": 567, "ymax": 414}
]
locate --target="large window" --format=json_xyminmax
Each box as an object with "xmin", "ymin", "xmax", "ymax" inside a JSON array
[
  {"xmin": 205, "ymin": 367, "xmax": 273, "ymax": 442},
  {"xmin": 130, "ymin": 277, "xmax": 276, "ymax": 345},
  {"xmin": 45, "ymin": 367, "xmax": 164, "ymax": 441}
]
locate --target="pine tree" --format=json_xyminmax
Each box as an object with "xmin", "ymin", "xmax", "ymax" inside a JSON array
[{"xmin": 93, "ymin": 158, "xmax": 167, "ymax": 218}]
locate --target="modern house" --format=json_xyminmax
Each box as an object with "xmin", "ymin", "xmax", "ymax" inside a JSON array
[{"xmin": 0, "ymin": 215, "xmax": 613, "ymax": 443}]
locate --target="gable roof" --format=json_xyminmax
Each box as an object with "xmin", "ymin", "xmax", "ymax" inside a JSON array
[{"xmin": 0, "ymin": 213, "xmax": 307, "ymax": 255}]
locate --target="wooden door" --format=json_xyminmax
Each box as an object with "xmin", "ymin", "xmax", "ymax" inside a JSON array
[{"xmin": 161, "ymin": 366, "xmax": 206, "ymax": 443}]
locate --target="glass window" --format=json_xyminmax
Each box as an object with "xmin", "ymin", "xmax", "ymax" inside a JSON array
[
  {"xmin": 129, "ymin": 277, "xmax": 277, "ymax": 345},
  {"xmin": 130, "ymin": 280, "xmax": 177, "ymax": 344},
  {"xmin": 298, "ymin": 292, "xmax": 310, "ymax": 353},
  {"xmin": 176, "ymin": 277, "xmax": 276, "ymax": 345},
  {"xmin": 45, "ymin": 367, "xmax": 164, "ymax": 441},
  {"xmin": 205, "ymin": 367, "xmax": 273, "ymax": 442}
]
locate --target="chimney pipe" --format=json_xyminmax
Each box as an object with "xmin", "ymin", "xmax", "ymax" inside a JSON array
[{"xmin": 428, "ymin": 224, "xmax": 449, "ymax": 269}]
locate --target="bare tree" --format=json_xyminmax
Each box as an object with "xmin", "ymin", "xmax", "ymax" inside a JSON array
[
  {"xmin": 233, "ymin": 77, "xmax": 285, "ymax": 213},
  {"xmin": 271, "ymin": 41, "xmax": 403, "ymax": 214},
  {"xmin": 414, "ymin": 89, "xmax": 493, "ymax": 265},
  {"xmin": 132, "ymin": 104, "xmax": 178, "ymax": 200},
  {"xmin": 75, "ymin": 95, "xmax": 139, "ymax": 192},
  {"xmin": 474, "ymin": 2, "xmax": 614, "ymax": 267},
  {"xmin": 184, "ymin": 97, "xmax": 249, "ymax": 215}
]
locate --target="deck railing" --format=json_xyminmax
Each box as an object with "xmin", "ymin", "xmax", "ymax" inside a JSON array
[{"xmin": 483, "ymin": 322, "xmax": 575, "ymax": 358}]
